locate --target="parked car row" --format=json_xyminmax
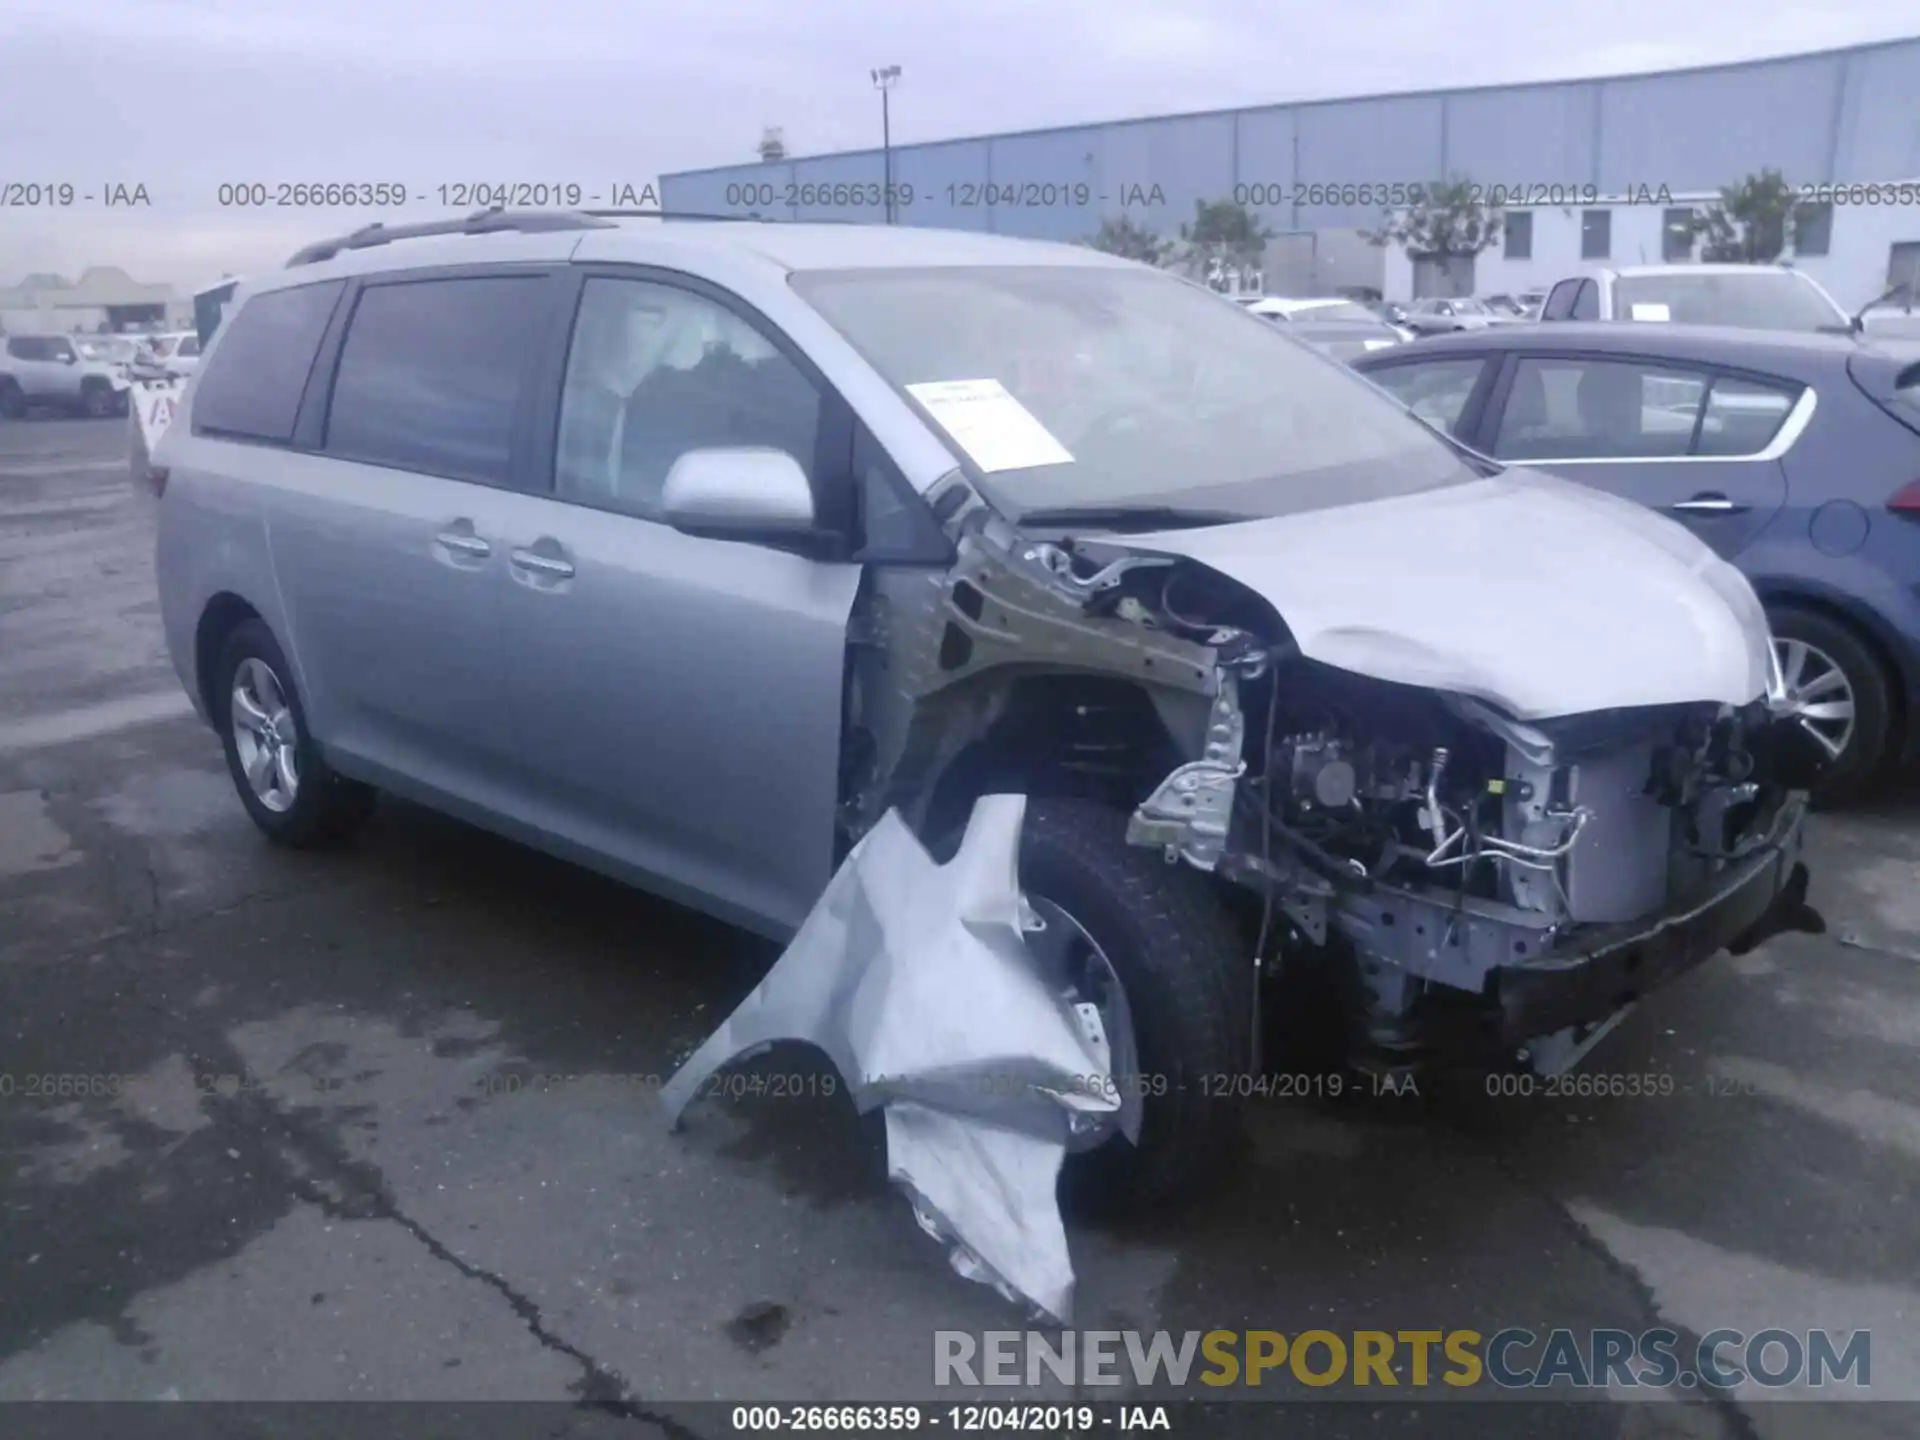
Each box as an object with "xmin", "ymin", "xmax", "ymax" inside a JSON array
[
  {"xmin": 0, "ymin": 329, "xmax": 202, "ymax": 420},
  {"xmin": 1353, "ymin": 322, "xmax": 1920, "ymax": 802}
]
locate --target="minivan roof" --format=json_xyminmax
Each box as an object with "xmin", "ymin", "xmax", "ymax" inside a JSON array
[{"xmin": 253, "ymin": 212, "xmax": 1134, "ymax": 295}]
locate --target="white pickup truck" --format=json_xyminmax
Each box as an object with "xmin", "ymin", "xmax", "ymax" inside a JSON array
[{"xmin": 1535, "ymin": 263, "xmax": 1856, "ymax": 332}]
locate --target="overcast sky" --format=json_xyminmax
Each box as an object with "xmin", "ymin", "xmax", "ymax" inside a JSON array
[{"xmin": 2, "ymin": 0, "xmax": 1916, "ymax": 289}]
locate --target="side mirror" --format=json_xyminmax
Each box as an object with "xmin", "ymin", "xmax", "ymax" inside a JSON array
[
  {"xmin": 60, "ymin": 352, "xmax": 78, "ymax": 364},
  {"xmin": 1850, "ymin": 313, "xmax": 1865, "ymax": 334},
  {"xmin": 663, "ymin": 447, "xmax": 816, "ymax": 540}
]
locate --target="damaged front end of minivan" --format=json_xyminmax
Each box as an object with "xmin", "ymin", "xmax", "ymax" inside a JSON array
[{"xmin": 836, "ymin": 468, "xmax": 1826, "ymax": 1104}]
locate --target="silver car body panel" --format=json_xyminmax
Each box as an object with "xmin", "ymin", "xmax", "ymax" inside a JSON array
[
  {"xmin": 1124, "ymin": 469, "xmax": 1774, "ymax": 721},
  {"xmin": 158, "ymin": 217, "xmax": 1780, "ymax": 946}
]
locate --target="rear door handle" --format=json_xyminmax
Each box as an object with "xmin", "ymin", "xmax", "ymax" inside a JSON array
[
  {"xmin": 434, "ymin": 529, "xmax": 492, "ymax": 558},
  {"xmin": 509, "ymin": 547, "xmax": 575, "ymax": 580},
  {"xmin": 1670, "ymin": 494, "xmax": 1748, "ymax": 515}
]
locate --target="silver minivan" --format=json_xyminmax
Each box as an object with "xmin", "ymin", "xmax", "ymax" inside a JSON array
[{"xmin": 155, "ymin": 211, "xmax": 1822, "ymax": 1211}]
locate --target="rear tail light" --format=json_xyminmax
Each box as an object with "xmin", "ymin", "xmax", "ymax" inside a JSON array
[
  {"xmin": 147, "ymin": 466, "xmax": 169, "ymax": 498},
  {"xmin": 1889, "ymin": 479, "xmax": 1920, "ymax": 515}
]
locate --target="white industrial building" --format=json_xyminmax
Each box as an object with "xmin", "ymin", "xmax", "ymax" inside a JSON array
[{"xmin": 664, "ymin": 36, "xmax": 1920, "ymax": 311}]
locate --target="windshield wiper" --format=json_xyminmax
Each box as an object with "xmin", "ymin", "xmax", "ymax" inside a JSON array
[{"xmin": 1014, "ymin": 504, "xmax": 1243, "ymax": 533}]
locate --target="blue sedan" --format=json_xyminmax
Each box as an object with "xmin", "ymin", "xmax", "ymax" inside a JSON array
[{"xmin": 1355, "ymin": 322, "xmax": 1920, "ymax": 803}]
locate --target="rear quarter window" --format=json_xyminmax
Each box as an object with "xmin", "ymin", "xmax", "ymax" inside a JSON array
[{"xmin": 191, "ymin": 281, "xmax": 345, "ymax": 442}]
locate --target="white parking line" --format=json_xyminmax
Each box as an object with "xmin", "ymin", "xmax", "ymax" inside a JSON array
[{"xmin": 0, "ymin": 691, "xmax": 195, "ymax": 755}]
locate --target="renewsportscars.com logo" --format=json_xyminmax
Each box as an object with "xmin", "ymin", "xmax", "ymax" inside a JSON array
[{"xmin": 933, "ymin": 1328, "xmax": 1871, "ymax": 1392}]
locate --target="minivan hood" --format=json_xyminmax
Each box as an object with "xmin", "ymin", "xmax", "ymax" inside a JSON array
[{"xmin": 1126, "ymin": 470, "xmax": 1773, "ymax": 720}]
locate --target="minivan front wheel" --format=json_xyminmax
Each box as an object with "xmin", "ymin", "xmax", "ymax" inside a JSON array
[
  {"xmin": 1016, "ymin": 796, "xmax": 1247, "ymax": 1217},
  {"xmin": 216, "ymin": 619, "xmax": 375, "ymax": 846}
]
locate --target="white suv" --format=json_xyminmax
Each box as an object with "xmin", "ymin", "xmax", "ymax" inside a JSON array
[{"xmin": 0, "ymin": 333, "xmax": 134, "ymax": 418}]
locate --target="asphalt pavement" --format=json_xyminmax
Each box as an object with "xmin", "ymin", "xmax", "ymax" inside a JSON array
[{"xmin": 1, "ymin": 419, "xmax": 1915, "ymax": 1439}]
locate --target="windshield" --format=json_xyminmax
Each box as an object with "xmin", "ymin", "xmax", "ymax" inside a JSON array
[
  {"xmin": 1292, "ymin": 300, "xmax": 1378, "ymax": 324},
  {"xmin": 1613, "ymin": 271, "xmax": 1847, "ymax": 331},
  {"xmin": 73, "ymin": 339, "xmax": 127, "ymax": 361},
  {"xmin": 792, "ymin": 264, "xmax": 1472, "ymax": 522}
]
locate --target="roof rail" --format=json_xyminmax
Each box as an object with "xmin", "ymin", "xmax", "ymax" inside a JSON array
[{"xmin": 285, "ymin": 207, "xmax": 618, "ymax": 267}]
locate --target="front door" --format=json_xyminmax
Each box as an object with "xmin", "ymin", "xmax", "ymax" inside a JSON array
[
  {"xmin": 493, "ymin": 272, "xmax": 861, "ymax": 937},
  {"xmin": 1480, "ymin": 353, "xmax": 1797, "ymax": 560}
]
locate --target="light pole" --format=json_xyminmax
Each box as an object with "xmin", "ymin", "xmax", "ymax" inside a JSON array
[{"xmin": 870, "ymin": 65, "xmax": 901, "ymax": 224}]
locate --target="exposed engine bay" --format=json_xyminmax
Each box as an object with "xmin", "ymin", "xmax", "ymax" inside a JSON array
[{"xmin": 839, "ymin": 475, "xmax": 1825, "ymax": 1080}]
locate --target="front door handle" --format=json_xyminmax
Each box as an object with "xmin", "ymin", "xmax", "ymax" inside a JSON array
[
  {"xmin": 1670, "ymin": 494, "xmax": 1749, "ymax": 515},
  {"xmin": 509, "ymin": 548, "xmax": 575, "ymax": 581},
  {"xmin": 434, "ymin": 529, "xmax": 492, "ymax": 558}
]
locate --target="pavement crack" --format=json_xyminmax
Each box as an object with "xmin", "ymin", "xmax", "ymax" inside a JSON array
[{"xmin": 189, "ymin": 1037, "xmax": 703, "ymax": 1434}]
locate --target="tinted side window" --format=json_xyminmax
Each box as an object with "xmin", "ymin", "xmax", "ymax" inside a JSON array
[
  {"xmin": 325, "ymin": 276, "xmax": 547, "ymax": 486},
  {"xmin": 1493, "ymin": 357, "xmax": 1706, "ymax": 460},
  {"xmin": 193, "ymin": 281, "xmax": 344, "ymax": 442},
  {"xmin": 1541, "ymin": 281, "xmax": 1580, "ymax": 321},
  {"xmin": 1571, "ymin": 280, "xmax": 1600, "ymax": 321},
  {"xmin": 1366, "ymin": 359, "xmax": 1488, "ymax": 437},
  {"xmin": 1695, "ymin": 376, "xmax": 1800, "ymax": 456},
  {"xmin": 553, "ymin": 276, "xmax": 821, "ymax": 522}
]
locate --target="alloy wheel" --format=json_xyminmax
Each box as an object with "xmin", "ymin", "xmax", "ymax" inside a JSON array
[
  {"xmin": 1773, "ymin": 636, "xmax": 1856, "ymax": 762},
  {"xmin": 231, "ymin": 658, "xmax": 301, "ymax": 813},
  {"xmin": 1023, "ymin": 894, "xmax": 1143, "ymax": 1151}
]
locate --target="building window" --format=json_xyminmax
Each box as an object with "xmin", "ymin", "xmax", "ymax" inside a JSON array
[
  {"xmin": 1504, "ymin": 211, "xmax": 1533, "ymax": 260},
  {"xmin": 1662, "ymin": 208, "xmax": 1696, "ymax": 262},
  {"xmin": 1581, "ymin": 209, "xmax": 1612, "ymax": 261},
  {"xmin": 1793, "ymin": 201, "xmax": 1833, "ymax": 257}
]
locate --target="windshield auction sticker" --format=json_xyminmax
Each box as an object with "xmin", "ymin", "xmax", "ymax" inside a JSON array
[{"xmin": 905, "ymin": 378, "xmax": 1074, "ymax": 473}]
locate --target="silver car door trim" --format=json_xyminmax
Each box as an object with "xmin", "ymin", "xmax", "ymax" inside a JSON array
[
  {"xmin": 1669, "ymin": 495, "xmax": 1749, "ymax": 514},
  {"xmin": 1505, "ymin": 385, "xmax": 1817, "ymax": 466},
  {"xmin": 434, "ymin": 531, "xmax": 492, "ymax": 557},
  {"xmin": 509, "ymin": 548, "xmax": 575, "ymax": 579}
]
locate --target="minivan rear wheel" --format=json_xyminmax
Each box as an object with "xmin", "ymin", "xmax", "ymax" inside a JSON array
[{"xmin": 216, "ymin": 618, "xmax": 375, "ymax": 847}]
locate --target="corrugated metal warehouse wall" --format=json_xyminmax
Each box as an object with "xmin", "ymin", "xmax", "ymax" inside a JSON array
[{"xmin": 660, "ymin": 37, "xmax": 1920, "ymax": 293}]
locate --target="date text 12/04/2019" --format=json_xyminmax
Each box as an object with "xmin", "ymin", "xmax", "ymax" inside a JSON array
[
  {"xmin": 213, "ymin": 182, "xmax": 661, "ymax": 210},
  {"xmin": 728, "ymin": 1404, "xmax": 1172, "ymax": 1431},
  {"xmin": 721, "ymin": 182, "xmax": 1171, "ymax": 211},
  {"xmin": 1232, "ymin": 181, "xmax": 1680, "ymax": 209}
]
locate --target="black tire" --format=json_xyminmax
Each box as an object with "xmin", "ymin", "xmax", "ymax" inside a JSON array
[
  {"xmin": 1015, "ymin": 796, "xmax": 1248, "ymax": 1218},
  {"xmin": 0, "ymin": 380, "xmax": 25, "ymax": 420},
  {"xmin": 80, "ymin": 378, "xmax": 118, "ymax": 419},
  {"xmin": 215, "ymin": 618, "xmax": 376, "ymax": 847},
  {"xmin": 1767, "ymin": 604, "xmax": 1894, "ymax": 808}
]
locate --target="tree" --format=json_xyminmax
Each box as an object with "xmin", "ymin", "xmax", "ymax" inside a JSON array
[
  {"xmin": 1178, "ymin": 199, "xmax": 1274, "ymax": 290},
  {"xmin": 1679, "ymin": 169, "xmax": 1799, "ymax": 263},
  {"xmin": 757, "ymin": 127, "xmax": 788, "ymax": 163},
  {"xmin": 1361, "ymin": 176, "xmax": 1504, "ymax": 260},
  {"xmin": 1083, "ymin": 214, "xmax": 1174, "ymax": 266}
]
